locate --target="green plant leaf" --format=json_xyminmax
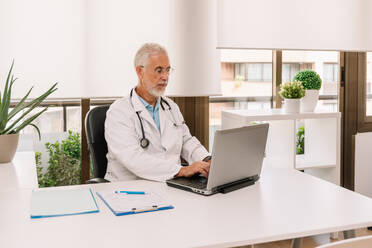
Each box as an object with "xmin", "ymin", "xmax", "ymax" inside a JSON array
[
  {"xmin": 11, "ymin": 107, "xmax": 48, "ymax": 135},
  {"xmin": 294, "ymin": 70, "xmax": 322, "ymax": 90},
  {"xmin": 2, "ymin": 100, "xmax": 41, "ymax": 134},
  {"xmin": 29, "ymin": 123, "xmax": 41, "ymax": 140},
  {"xmin": 38, "ymin": 131, "xmax": 83, "ymax": 187},
  {"xmin": 0, "ymin": 61, "xmax": 57, "ymax": 138},
  {"xmin": 0, "ymin": 75, "xmax": 16, "ymax": 131},
  {"xmin": 1, "ymin": 61, "xmax": 14, "ymax": 112},
  {"xmin": 7, "ymin": 83, "xmax": 56, "ymax": 122},
  {"xmin": 1, "ymin": 83, "xmax": 57, "ymax": 134},
  {"xmin": 7, "ymin": 86, "xmax": 34, "ymax": 121},
  {"xmin": 279, "ymin": 81, "xmax": 305, "ymax": 99}
]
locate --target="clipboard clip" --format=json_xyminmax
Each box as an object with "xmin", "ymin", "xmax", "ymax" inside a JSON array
[{"xmin": 132, "ymin": 205, "xmax": 158, "ymax": 213}]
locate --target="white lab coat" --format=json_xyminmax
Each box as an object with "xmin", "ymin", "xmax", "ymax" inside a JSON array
[{"xmin": 104, "ymin": 89, "xmax": 209, "ymax": 182}]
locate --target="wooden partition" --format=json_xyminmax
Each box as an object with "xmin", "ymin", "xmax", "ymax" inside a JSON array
[
  {"xmin": 170, "ymin": 96, "xmax": 209, "ymax": 151},
  {"xmin": 81, "ymin": 98, "xmax": 91, "ymax": 183}
]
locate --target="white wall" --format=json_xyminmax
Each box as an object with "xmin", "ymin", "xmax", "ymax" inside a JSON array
[{"xmin": 355, "ymin": 132, "xmax": 372, "ymax": 198}]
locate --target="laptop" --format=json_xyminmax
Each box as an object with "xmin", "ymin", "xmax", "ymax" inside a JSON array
[{"xmin": 166, "ymin": 123, "xmax": 269, "ymax": 196}]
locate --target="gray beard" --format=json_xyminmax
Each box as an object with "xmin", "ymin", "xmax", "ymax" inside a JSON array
[
  {"xmin": 150, "ymin": 88, "xmax": 166, "ymax": 97},
  {"xmin": 147, "ymin": 81, "xmax": 167, "ymax": 97}
]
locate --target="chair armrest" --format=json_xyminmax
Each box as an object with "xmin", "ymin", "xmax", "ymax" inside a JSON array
[{"xmin": 85, "ymin": 178, "xmax": 110, "ymax": 184}]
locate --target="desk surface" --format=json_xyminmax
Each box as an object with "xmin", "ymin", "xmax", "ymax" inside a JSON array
[
  {"xmin": 2, "ymin": 167, "xmax": 372, "ymax": 248},
  {"xmin": 0, "ymin": 151, "xmax": 38, "ymax": 191}
]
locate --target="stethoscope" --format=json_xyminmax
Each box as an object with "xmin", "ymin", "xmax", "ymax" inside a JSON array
[{"xmin": 130, "ymin": 89, "xmax": 185, "ymax": 149}]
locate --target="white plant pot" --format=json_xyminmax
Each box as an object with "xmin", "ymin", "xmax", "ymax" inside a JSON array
[
  {"xmin": 0, "ymin": 133, "xmax": 19, "ymax": 163},
  {"xmin": 283, "ymin": 98, "xmax": 301, "ymax": 113},
  {"xmin": 301, "ymin": 90, "xmax": 319, "ymax": 112}
]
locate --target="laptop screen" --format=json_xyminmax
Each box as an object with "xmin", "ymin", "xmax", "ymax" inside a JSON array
[{"xmin": 207, "ymin": 124, "xmax": 269, "ymax": 190}]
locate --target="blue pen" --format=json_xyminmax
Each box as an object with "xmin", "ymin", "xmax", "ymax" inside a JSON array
[{"xmin": 114, "ymin": 190, "xmax": 146, "ymax": 194}]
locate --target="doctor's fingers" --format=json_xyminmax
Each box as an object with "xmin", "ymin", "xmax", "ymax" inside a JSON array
[
  {"xmin": 200, "ymin": 162, "xmax": 210, "ymax": 172},
  {"xmin": 198, "ymin": 164, "xmax": 210, "ymax": 178},
  {"xmin": 198, "ymin": 168, "xmax": 209, "ymax": 178}
]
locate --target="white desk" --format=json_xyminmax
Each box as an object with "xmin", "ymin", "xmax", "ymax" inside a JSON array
[
  {"xmin": 0, "ymin": 151, "xmax": 38, "ymax": 191},
  {"xmin": 1, "ymin": 167, "xmax": 372, "ymax": 248}
]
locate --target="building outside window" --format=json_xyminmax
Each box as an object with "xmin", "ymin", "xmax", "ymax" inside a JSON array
[
  {"xmin": 246, "ymin": 63, "xmax": 272, "ymax": 82},
  {"xmin": 230, "ymin": 63, "xmax": 273, "ymax": 82},
  {"xmin": 234, "ymin": 63, "xmax": 247, "ymax": 80},
  {"xmin": 282, "ymin": 51, "xmax": 340, "ymax": 112},
  {"xmin": 282, "ymin": 63, "xmax": 313, "ymax": 83},
  {"xmin": 366, "ymin": 52, "xmax": 372, "ymax": 116},
  {"xmin": 211, "ymin": 50, "xmax": 273, "ymax": 148},
  {"xmin": 323, "ymin": 63, "xmax": 339, "ymax": 83},
  {"xmin": 282, "ymin": 63, "xmax": 299, "ymax": 83}
]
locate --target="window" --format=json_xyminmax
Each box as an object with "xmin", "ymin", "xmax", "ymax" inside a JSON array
[
  {"xmin": 246, "ymin": 63, "xmax": 272, "ymax": 82},
  {"xmin": 262, "ymin": 63, "xmax": 272, "ymax": 82},
  {"xmin": 282, "ymin": 51, "xmax": 340, "ymax": 112},
  {"xmin": 234, "ymin": 63, "xmax": 247, "ymax": 80},
  {"xmin": 218, "ymin": 50, "xmax": 272, "ymax": 98},
  {"xmin": 211, "ymin": 50, "xmax": 272, "ymax": 148},
  {"xmin": 323, "ymin": 63, "xmax": 339, "ymax": 82},
  {"xmin": 230, "ymin": 62, "xmax": 272, "ymax": 82},
  {"xmin": 366, "ymin": 52, "xmax": 372, "ymax": 116},
  {"xmin": 282, "ymin": 63, "xmax": 313, "ymax": 83},
  {"xmin": 282, "ymin": 63, "xmax": 299, "ymax": 83}
]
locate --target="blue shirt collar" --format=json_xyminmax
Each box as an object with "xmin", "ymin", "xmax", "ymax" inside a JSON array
[{"xmin": 138, "ymin": 96, "xmax": 159, "ymax": 111}]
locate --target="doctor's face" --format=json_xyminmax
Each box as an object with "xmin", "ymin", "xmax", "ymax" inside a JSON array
[{"xmin": 139, "ymin": 53, "xmax": 170, "ymax": 97}]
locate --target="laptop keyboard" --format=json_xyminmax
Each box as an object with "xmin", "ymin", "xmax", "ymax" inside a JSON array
[{"xmin": 173, "ymin": 175, "xmax": 208, "ymax": 189}]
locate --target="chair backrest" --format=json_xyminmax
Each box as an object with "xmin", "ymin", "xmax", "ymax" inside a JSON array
[
  {"xmin": 317, "ymin": 235, "xmax": 372, "ymax": 248},
  {"xmin": 85, "ymin": 105, "xmax": 110, "ymax": 179}
]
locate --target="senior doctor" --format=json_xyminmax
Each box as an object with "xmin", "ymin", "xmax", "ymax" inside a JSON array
[{"xmin": 104, "ymin": 43, "xmax": 211, "ymax": 182}]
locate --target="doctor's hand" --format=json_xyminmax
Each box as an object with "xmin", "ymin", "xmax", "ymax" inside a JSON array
[{"xmin": 175, "ymin": 161, "xmax": 210, "ymax": 178}]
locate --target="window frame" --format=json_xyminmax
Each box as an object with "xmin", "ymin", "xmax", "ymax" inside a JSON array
[
  {"xmin": 246, "ymin": 62, "xmax": 273, "ymax": 82},
  {"xmin": 357, "ymin": 53, "xmax": 372, "ymax": 132}
]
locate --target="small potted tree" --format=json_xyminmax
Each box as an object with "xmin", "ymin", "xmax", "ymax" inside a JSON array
[
  {"xmin": 294, "ymin": 70, "xmax": 322, "ymax": 112},
  {"xmin": 0, "ymin": 62, "xmax": 57, "ymax": 163},
  {"xmin": 279, "ymin": 81, "xmax": 305, "ymax": 113}
]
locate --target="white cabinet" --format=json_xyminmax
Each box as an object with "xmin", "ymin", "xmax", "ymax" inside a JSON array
[
  {"xmin": 355, "ymin": 132, "xmax": 372, "ymax": 198},
  {"xmin": 222, "ymin": 109, "xmax": 341, "ymax": 185}
]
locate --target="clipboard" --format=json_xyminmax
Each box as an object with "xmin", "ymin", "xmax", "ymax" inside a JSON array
[
  {"xmin": 30, "ymin": 188, "xmax": 99, "ymax": 219},
  {"xmin": 96, "ymin": 190, "xmax": 174, "ymax": 216}
]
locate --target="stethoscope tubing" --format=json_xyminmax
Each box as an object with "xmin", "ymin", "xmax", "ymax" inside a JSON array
[{"xmin": 130, "ymin": 88, "xmax": 184, "ymax": 148}]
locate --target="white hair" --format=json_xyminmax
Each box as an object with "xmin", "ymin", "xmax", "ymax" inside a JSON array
[{"xmin": 134, "ymin": 43, "xmax": 168, "ymax": 68}]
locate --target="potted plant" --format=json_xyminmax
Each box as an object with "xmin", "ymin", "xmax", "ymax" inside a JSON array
[
  {"xmin": 279, "ymin": 81, "xmax": 305, "ymax": 113},
  {"xmin": 0, "ymin": 62, "xmax": 57, "ymax": 163},
  {"xmin": 294, "ymin": 70, "xmax": 322, "ymax": 112},
  {"xmin": 234, "ymin": 75, "xmax": 244, "ymax": 88}
]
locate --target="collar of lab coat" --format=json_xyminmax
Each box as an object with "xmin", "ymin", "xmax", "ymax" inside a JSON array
[{"xmin": 131, "ymin": 88, "xmax": 162, "ymax": 134}]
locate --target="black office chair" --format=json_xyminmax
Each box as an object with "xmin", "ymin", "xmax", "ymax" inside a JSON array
[{"xmin": 85, "ymin": 105, "xmax": 110, "ymax": 184}]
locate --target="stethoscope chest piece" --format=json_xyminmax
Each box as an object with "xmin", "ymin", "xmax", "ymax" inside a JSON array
[
  {"xmin": 140, "ymin": 138, "xmax": 150, "ymax": 149},
  {"xmin": 130, "ymin": 88, "xmax": 183, "ymax": 150}
]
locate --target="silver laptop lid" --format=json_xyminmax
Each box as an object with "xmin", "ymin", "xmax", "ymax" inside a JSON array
[{"xmin": 206, "ymin": 124, "xmax": 269, "ymax": 190}]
